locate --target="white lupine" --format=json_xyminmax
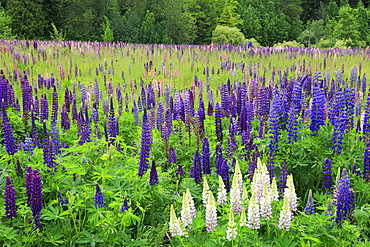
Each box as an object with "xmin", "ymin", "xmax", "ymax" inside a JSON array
[
  {"xmin": 205, "ymin": 191, "xmax": 217, "ymax": 232},
  {"xmin": 270, "ymin": 177, "xmax": 279, "ymax": 201},
  {"xmin": 226, "ymin": 208, "xmax": 238, "ymax": 241},
  {"xmin": 217, "ymin": 175, "xmax": 227, "ymax": 205},
  {"xmin": 186, "ymin": 189, "xmax": 196, "ymax": 218},
  {"xmin": 169, "ymin": 204, "xmax": 184, "ymax": 237},
  {"xmin": 181, "ymin": 189, "xmax": 196, "ymax": 228},
  {"xmin": 260, "ymin": 182, "xmax": 272, "ymax": 220},
  {"xmin": 278, "ymin": 189, "xmax": 293, "ymax": 231},
  {"xmin": 286, "ymin": 175, "xmax": 297, "ymax": 211},
  {"xmin": 234, "ymin": 160, "xmax": 243, "ymax": 194},
  {"xmin": 202, "ymin": 177, "xmax": 210, "ymax": 205},
  {"xmin": 239, "ymin": 208, "xmax": 247, "ymax": 227},
  {"xmin": 247, "ymin": 191, "xmax": 260, "ymax": 229},
  {"xmin": 230, "ymin": 175, "xmax": 242, "ymax": 214}
]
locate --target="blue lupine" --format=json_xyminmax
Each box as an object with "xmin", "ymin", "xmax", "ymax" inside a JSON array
[
  {"xmin": 24, "ymin": 134, "xmax": 35, "ymax": 154},
  {"xmin": 191, "ymin": 150, "xmax": 202, "ymax": 184},
  {"xmin": 1, "ymin": 105, "xmax": 17, "ymax": 155},
  {"xmin": 220, "ymin": 159, "xmax": 230, "ymax": 192},
  {"xmin": 363, "ymin": 90, "xmax": 370, "ymax": 135},
  {"xmin": 268, "ymin": 92, "xmax": 280, "ymax": 152},
  {"xmin": 332, "ymin": 111, "xmax": 346, "ymax": 155},
  {"xmin": 176, "ymin": 165, "xmax": 184, "ymax": 175},
  {"xmin": 61, "ymin": 105, "xmax": 70, "ymax": 130},
  {"xmin": 215, "ymin": 103, "xmax": 223, "ymax": 142},
  {"xmin": 202, "ymin": 137, "xmax": 211, "ymax": 174},
  {"xmin": 108, "ymin": 98, "xmax": 117, "ymax": 145},
  {"xmin": 267, "ymin": 151, "xmax": 275, "ymax": 180},
  {"xmin": 215, "ymin": 142, "xmax": 223, "ymax": 175},
  {"xmin": 352, "ymin": 162, "xmax": 361, "ymax": 177},
  {"xmin": 278, "ymin": 159, "xmax": 288, "ymax": 199},
  {"xmin": 137, "ymin": 114, "xmax": 152, "ymax": 177},
  {"xmin": 305, "ymin": 189, "xmax": 315, "ymax": 215},
  {"xmin": 363, "ymin": 141, "xmax": 370, "ymax": 182},
  {"xmin": 310, "ymin": 73, "xmax": 326, "ymax": 134},
  {"xmin": 52, "ymin": 86, "xmax": 58, "ymax": 122},
  {"xmin": 156, "ymin": 102, "xmax": 164, "ymax": 131},
  {"xmin": 4, "ymin": 176, "xmax": 17, "ymax": 220},
  {"xmin": 343, "ymin": 87, "xmax": 355, "ymax": 130},
  {"xmin": 323, "ymin": 158, "xmax": 333, "ymax": 194},
  {"xmin": 149, "ymin": 160, "xmax": 159, "ymax": 185},
  {"xmin": 50, "ymin": 121, "xmax": 61, "ymax": 155},
  {"xmin": 29, "ymin": 169, "xmax": 43, "ymax": 227},
  {"xmin": 120, "ymin": 198, "xmax": 130, "ymax": 213},
  {"xmin": 335, "ymin": 169, "xmax": 351, "ymax": 227},
  {"xmin": 94, "ymin": 183, "xmax": 105, "ymax": 208},
  {"xmin": 43, "ymin": 137, "xmax": 57, "ymax": 173}
]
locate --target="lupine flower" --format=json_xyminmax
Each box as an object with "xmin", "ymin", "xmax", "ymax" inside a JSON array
[
  {"xmin": 205, "ymin": 191, "xmax": 217, "ymax": 232},
  {"xmin": 201, "ymin": 137, "xmax": 211, "ymax": 174},
  {"xmin": 332, "ymin": 111, "xmax": 346, "ymax": 155},
  {"xmin": 226, "ymin": 207, "xmax": 238, "ymax": 241},
  {"xmin": 94, "ymin": 182, "xmax": 105, "ymax": 208},
  {"xmin": 348, "ymin": 188, "xmax": 355, "ymax": 222},
  {"xmin": 278, "ymin": 188, "xmax": 293, "ymax": 231},
  {"xmin": 305, "ymin": 189, "xmax": 315, "ymax": 215},
  {"xmin": 217, "ymin": 175, "xmax": 227, "ymax": 205},
  {"xmin": 181, "ymin": 189, "xmax": 196, "ymax": 229},
  {"xmin": 270, "ymin": 177, "xmax": 279, "ymax": 201},
  {"xmin": 230, "ymin": 175, "xmax": 242, "ymax": 214},
  {"xmin": 351, "ymin": 161, "xmax": 361, "ymax": 177},
  {"xmin": 50, "ymin": 121, "xmax": 61, "ymax": 154},
  {"xmin": 240, "ymin": 208, "xmax": 247, "ymax": 227},
  {"xmin": 363, "ymin": 90, "xmax": 370, "ymax": 135},
  {"xmin": 137, "ymin": 116, "xmax": 152, "ymax": 177},
  {"xmin": 335, "ymin": 169, "xmax": 351, "ymax": 227},
  {"xmin": 278, "ymin": 160, "xmax": 288, "ymax": 199},
  {"xmin": 191, "ymin": 150, "xmax": 202, "ymax": 184},
  {"xmin": 16, "ymin": 160, "xmax": 23, "ymax": 177},
  {"xmin": 214, "ymin": 103, "xmax": 223, "ymax": 142},
  {"xmin": 29, "ymin": 169, "xmax": 43, "ymax": 227},
  {"xmin": 4, "ymin": 176, "xmax": 17, "ymax": 220},
  {"xmin": 149, "ymin": 160, "xmax": 159, "ymax": 185},
  {"xmin": 323, "ymin": 158, "xmax": 333, "ymax": 194},
  {"xmin": 268, "ymin": 91, "xmax": 280, "ymax": 152},
  {"xmin": 51, "ymin": 86, "xmax": 58, "ymax": 121},
  {"xmin": 221, "ymin": 160, "xmax": 230, "ymax": 192},
  {"xmin": 168, "ymin": 146, "xmax": 177, "ymax": 164},
  {"xmin": 24, "ymin": 134, "xmax": 35, "ymax": 154},
  {"xmin": 260, "ymin": 183, "xmax": 272, "ymax": 220},
  {"xmin": 247, "ymin": 191, "xmax": 260, "ymax": 229},
  {"xmin": 120, "ymin": 198, "xmax": 130, "ymax": 213},
  {"xmin": 108, "ymin": 98, "xmax": 117, "ymax": 145},
  {"xmin": 1, "ymin": 105, "xmax": 17, "ymax": 155},
  {"xmin": 286, "ymin": 175, "xmax": 297, "ymax": 211},
  {"xmin": 169, "ymin": 204, "xmax": 184, "ymax": 237},
  {"xmin": 215, "ymin": 142, "xmax": 223, "ymax": 175},
  {"xmin": 176, "ymin": 165, "xmax": 184, "ymax": 175},
  {"xmin": 310, "ymin": 73, "xmax": 326, "ymax": 134},
  {"xmin": 58, "ymin": 190, "xmax": 68, "ymax": 205},
  {"xmin": 202, "ymin": 177, "xmax": 211, "ymax": 204},
  {"xmin": 364, "ymin": 141, "xmax": 370, "ymax": 182}
]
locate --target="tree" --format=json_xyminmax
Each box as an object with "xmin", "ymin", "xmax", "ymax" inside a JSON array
[
  {"xmin": 141, "ymin": 10, "xmax": 159, "ymax": 44},
  {"xmin": 0, "ymin": 7, "xmax": 15, "ymax": 39},
  {"xmin": 218, "ymin": 0, "xmax": 242, "ymax": 27},
  {"xmin": 298, "ymin": 20, "xmax": 329, "ymax": 45},
  {"xmin": 333, "ymin": 6, "xmax": 361, "ymax": 46},
  {"xmin": 356, "ymin": 0, "xmax": 369, "ymax": 43},
  {"xmin": 101, "ymin": 16, "xmax": 114, "ymax": 42},
  {"xmin": 5, "ymin": 0, "xmax": 48, "ymax": 39},
  {"xmin": 212, "ymin": 25, "xmax": 245, "ymax": 45}
]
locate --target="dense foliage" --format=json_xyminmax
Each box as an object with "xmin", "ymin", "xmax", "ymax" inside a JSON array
[
  {"xmin": 1, "ymin": 0, "xmax": 370, "ymax": 46},
  {"xmin": 0, "ymin": 40, "xmax": 370, "ymax": 246}
]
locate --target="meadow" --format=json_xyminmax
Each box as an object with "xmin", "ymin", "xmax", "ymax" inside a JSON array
[{"xmin": 1, "ymin": 40, "xmax": 370, "ymax": 246}]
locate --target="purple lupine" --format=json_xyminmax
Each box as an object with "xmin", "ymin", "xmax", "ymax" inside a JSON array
[
  {"xmin": 305, "ymin": 189, "xmax": 315, "ymax": 215},
  {"xmin": 51, "ymin": 86, "xmax": 58, "ymax": 122},
  {"xmin": 248, "ymin": 151, "xmax": 258, "ymax": 182},
  {"xmin": 198, "ymin": 97, "xmax": 205, "ymax": 133},
  {"xmin": 268, "ymin": 92, "xmax": 280, "ymax": 152},
  {"xmin": 215, "ymin": 142, "xmax": 223, "ymax": 175},
  {"xmin": 221, "ymin": 159, "xmax": 230, "ymax": 192},
  {"xmin": 4, "ymin": 176, "xmax": 17, "ymax": 220},
  {"xmin": 363, "ymin": 141, "xmax": 370, "ymax": 182},
  {"xmin": 16, "ymin": 160, "xmax": 23, "ymax": 177},
  {"xmin": 43, "ymin": 137, "xmax": 58, "ymax": 173},
  {"xmin": 94, "ymin": 79, "xmax": 100, "ymax": 106},
  {"xmin": 116, "ymin": 83, "xmax": 122, "ymax": 105},
  {"xmin": 191, "ymin": 150, "xmax": 202, "ymax": 184},
  {"xmin": 1, "ymin": 105, "xmax": 17, "ymax": 155},
  {"xmin": 137, "ymin": 114, "xmax": 152, "ymax": 177},
  {"xmin": 335, "ymin": 169, "xmax": 351, "ymax": 227},
  {"xmin": 215, "ymin": 103, "xmax": 223, "ymax": 142},
  {"xmin": 108, "ymin": 98, "xmax": 117, "ymax": 145},
  {"xmin": 332, "ymin": 110, "xmax": 346, "ymax": 155},
  {"xmin": 156, "ymin": 102, "xmax": 164, "ymax": 131},
  {"xmin": 323, "ymin": 158, "xmax": 333, "ymax": 194},
  {"xmin": 278, "ymin": 160, "xmax": 288, "ymax": 199},
  {"xmin": 184, "ymin": 90, "xmax": 193, "ymax": 133},
  {"xmin": 94, "ymin": 183, "xmax": 105, "ymax": 208},
  {"xmin": 133, "ymin": 101, "xmax": 139, "ymax": 126},
  {"xmin": 310, "ymin": 73, "xmax": 326, "ymax": 134},
  {"xmin": 29, "ymin": 169, "xmax": 43, "ymax": 227},
  {"xmin": 256, "ymin": 87, "xmax": 270, "ymax": 119},
  {"xmin": 168, "ymin": 146, "xmax": 177, "ymax": 164},
  {"xmin": 64, "ymin": 86, "xmax": 71, "ymax": 112},
  {"xmin": 21, "ymin": 78, "xmax": 32, "ymax": 122},
  {"xmin": 352, "ymin": 162, "xmax": 361, "ymax": 177},
  {"xmin": 24, "ymin": 134, "xmax": 35, "ymax": 154},
  {"xmin": 267, "ymin": 151, "xmax": 275, "ymax": 180},
  {"xmin": 40, "ymin": 95, "xmax": 49, "ymax": 122},
  {"xmin": 149, "ymin": 160, "xmax": 159, "ymax": 185},
  {"xmin": 61, "ymin": 105, "xmax": 70, "ymax": 130},
  {"xmin": 202, "ymin": 137, "xmax": 211, "ymax": 174},
  {"xmin": 58, "ymin": 190, "xmax": 68, "ymax": 205},
  {"xmin": 176, "ymin": 165, "xmax": 184, "ymax": 175},
  {"xmin": 120, "ymin": 198, "xmax": 130, "ymax": 213},
  {"xmin": 50, "ymin": 121, "xmax": 61, "ymax": 154}
]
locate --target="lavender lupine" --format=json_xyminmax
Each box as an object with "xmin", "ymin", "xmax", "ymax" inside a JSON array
[
  {"xmin": 149, "ymin": 160, "xmax": 159, "ymax": 185},
  {"xmin": 305, "ymin": 189, "xmax": 315, "ymax": 215},
  {"xmin": 205, "ymin": 191, "xmax": 217, "ymax": 232},
  {"xmin": 29, "ymin": 169, "xmax": 42, "ymax": 227},
  {"xmin": 94, "ymin": 183, "xmax": 105, "ymax": 208},
  {"xmin": 1, "ymin": 105, "xmax": 17, "ymax": 155},
  {"xmin": 230, "ymin": 175, "xmax": 242, "ymax": 214},
  {"xmin": 4, "ymin": 176, "xmax": 17, "ymax": 220},
  {"xmin": 323, "ymin": 158, "xmax": 333, "ymax": 194}
]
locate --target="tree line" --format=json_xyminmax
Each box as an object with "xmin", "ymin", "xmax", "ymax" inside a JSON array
[{"xmin": 0, "ymin": 0, "xmax": 370, "ymax": 47}]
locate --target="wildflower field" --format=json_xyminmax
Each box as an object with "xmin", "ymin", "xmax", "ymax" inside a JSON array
[{"xmin": 1, "ymin": 40, "xmax": 370, "ymax": 246}]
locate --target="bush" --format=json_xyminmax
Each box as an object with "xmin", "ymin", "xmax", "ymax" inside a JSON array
[
  {"xmin": 273, "ymin": 40, "xmax": 304, "ymax": 48},
  {"xmin": 212, "ymin": 25, "xmax": 245, "ymax": 45}
]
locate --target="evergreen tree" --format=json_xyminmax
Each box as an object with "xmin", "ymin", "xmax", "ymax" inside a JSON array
[
  {"xmin": 218, "ymin": 0, "xmax": 242, "ymax": 27},
  {"xmin": 333, "ymin": 6, "xmax": 361, "ymax": 45},
  {"xmin": 356, "ymin": 0, "xmax": 369, "ymax": 43},
  {"xmin": 0, "ymin": 7, "xmax": 15, "ymax": 39}
]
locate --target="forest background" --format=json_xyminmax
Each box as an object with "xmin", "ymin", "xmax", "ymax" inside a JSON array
[{"xmin": 1, "ymin": 0, "xmax": 370, "ymax": 48}]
